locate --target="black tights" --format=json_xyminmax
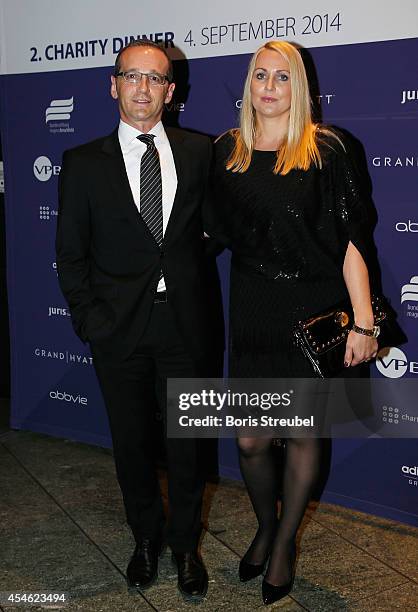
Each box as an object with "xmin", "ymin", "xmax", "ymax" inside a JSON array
[{"xmin": 238, "ymin": 437, "xmax": 321, "ymax": 585}]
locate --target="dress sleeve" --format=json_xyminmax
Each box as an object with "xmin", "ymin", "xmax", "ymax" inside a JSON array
[
  {"xmin": 203, "ymin": 133, "xmax": 235, "ymax": 248},
  {"xmin": 328, "ymin": 136, "xmax": 375, "ymax": 275}
]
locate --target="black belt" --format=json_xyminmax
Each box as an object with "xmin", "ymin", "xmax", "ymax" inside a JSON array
[{"xmin": 154, "ymin": 291, "xmax": 167, "ymax": 303}]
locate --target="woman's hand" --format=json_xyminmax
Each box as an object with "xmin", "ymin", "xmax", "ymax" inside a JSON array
[
  {"xmin": 342, "ymin": 242, "xmax": 378, "ymax": 367},
  {"xmin": 344, "ymin": 329, "xmax": 378, "ymax": 367}
]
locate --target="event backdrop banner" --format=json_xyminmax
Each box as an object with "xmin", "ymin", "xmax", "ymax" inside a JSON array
[{"xmin": 0, "ymin": 1, "xmax": 417, "ymax": 526}]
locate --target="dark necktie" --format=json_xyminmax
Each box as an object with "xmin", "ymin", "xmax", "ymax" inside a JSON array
[{"xmin": 137, "ymin": 134, "xmax": 163, "ymax": 246}]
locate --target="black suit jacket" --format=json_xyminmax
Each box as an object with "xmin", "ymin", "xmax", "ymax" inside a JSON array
[{"xmin": 56, "ymin": 126, "xmax": 224, "ymax": 361}]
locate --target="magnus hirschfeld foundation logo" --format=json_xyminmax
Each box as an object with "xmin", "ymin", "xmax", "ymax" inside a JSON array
[
  {"xmin": 401, "ymin": 277, "xmax": 418, "ymax": 304},
  {"xmin": 401, "ymin": 276, "xmax": 418, "ymax": 321},
  {"xmin": 45, "ymin": 96, "xmax": 75, "ymax": 134}
]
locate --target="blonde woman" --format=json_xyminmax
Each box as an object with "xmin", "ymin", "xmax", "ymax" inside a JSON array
[{"xmin": 212, "ymin": 41, "xmax": 377, "ymax": 605}]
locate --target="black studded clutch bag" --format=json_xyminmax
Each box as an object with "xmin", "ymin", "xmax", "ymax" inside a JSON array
[{"xmin": 293, "ymin": 295, "xmax": 395, "ymax": 378}]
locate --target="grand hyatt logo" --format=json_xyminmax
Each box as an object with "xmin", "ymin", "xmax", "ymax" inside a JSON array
[
  {"xmin": 372, "ymin": 156, "xmax": 418, "ymax": 167},
  {"xmin": 316, "ymin": 94, "xmax": 335, "ymax": 105},
  {"xmin": 34, "ymin": 348, "xmax": 93, "ymax": 365},
  {"xmin": 50, "ymin": 390, "xmax": 87, "ymax": 405}
]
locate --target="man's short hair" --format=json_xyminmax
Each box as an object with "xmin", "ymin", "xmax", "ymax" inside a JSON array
[{"xmin": 114, "ymin": 39, "xmax": 173, "ymax": 82}]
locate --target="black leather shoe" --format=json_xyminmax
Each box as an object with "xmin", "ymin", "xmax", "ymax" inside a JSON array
[
  {"xmin": 239, "ymin": 557, "xmax": 267, "ymax": 582},
  {"xmin": 126, "ymin": 538, "xmax": 163, "ymax": 591},
  {"xmin": 172, "ymin": 551, "xmax": 208, "ymax": 601}
]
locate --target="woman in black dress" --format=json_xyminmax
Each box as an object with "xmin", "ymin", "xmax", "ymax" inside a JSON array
[{"xmin": 212, "ymin": 41, "xmax": 378, "ymax": 605}]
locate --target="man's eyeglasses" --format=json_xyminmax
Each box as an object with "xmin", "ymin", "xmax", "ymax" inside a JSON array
[{"xmin": 116, "ymin": 71, "xmax": 170, "ymax": 86}]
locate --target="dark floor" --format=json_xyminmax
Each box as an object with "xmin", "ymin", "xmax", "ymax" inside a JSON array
[{"xmin": 0, "ymin": 420, "xmax": 417, "ymax": 611}]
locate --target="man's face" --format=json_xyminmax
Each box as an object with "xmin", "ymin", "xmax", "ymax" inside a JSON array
[{"xmin": 110, "ymin": 46, "xmax": 175, "ymax": 132}]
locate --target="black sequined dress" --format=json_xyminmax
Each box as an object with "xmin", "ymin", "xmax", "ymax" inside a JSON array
[{"xmin": 212, "ymin": 131, "xmax": 372, "ymax": 377}]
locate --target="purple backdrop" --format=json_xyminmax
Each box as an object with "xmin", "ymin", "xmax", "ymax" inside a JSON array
[{"xmin": 1, "ymin": 37, "xmax": 417, "ymax": 525}]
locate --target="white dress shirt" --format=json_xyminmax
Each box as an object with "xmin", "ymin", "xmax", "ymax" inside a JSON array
[{"xmin": 118, "ymin": 119, "xmax": 177, "ymax": 292}]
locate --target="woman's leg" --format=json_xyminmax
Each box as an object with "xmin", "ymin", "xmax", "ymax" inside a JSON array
[
  {"xmin": 265, "ymin": 437, "xmax": 321, "ymax": 585},
  {"xmin": 237, "ymin": 437, "xmax": 278, "ymax": 564}
]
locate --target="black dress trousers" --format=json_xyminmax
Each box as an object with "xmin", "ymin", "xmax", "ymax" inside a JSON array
[{"xmin": 91, "ymin": 300, "xmax": 205, "ymax": 553}]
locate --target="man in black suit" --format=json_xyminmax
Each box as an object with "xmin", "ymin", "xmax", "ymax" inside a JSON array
[{"xmin": 56, "ymin": 40, "xmax": 223, "ymax": 601}]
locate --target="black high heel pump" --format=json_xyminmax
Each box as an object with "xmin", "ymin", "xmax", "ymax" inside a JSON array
[{"xmin": 261, "ymin": 543, "xmax": 296, "ymax": 605}]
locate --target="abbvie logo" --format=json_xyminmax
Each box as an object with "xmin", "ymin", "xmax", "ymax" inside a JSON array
[
  {"xmin": 375, "ymin": 347, "xmax": 418, "ymax": 378},
  {"xmin": 395, "ymin": 220, "xmax": 418, "ymax": 232},
  {"xmin": 50, "ymin": 390, "xmax": 87, "ymax": 405},
  {"xmin": 33, "ymin": 156, "xmax": 61, "ymax": 182}
]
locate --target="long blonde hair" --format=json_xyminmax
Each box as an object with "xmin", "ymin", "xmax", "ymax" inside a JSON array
[{"xmin": 226, "ymin": 41, "xmax": 327, "ymax": 175}]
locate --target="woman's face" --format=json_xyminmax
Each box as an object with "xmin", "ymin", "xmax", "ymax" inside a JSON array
[{"xmin": 250, "ymin": 49, "xmax": 291, "ymax": 121}]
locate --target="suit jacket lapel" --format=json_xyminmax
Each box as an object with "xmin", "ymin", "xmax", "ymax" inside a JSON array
[{"xmin": 163, "ymin": 127, "xmax": 188, "ymax": 245}]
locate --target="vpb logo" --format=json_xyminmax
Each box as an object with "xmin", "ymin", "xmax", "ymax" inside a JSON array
[
  {"xmin": 376, "ymin": 347, "xmax": 418, "ymax": 378},
  {"xmin": 33, "ymin": 156, "xmax": 61, "ymax": 182}
]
